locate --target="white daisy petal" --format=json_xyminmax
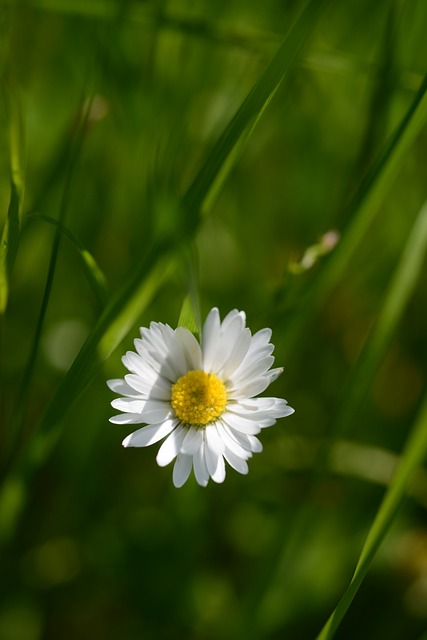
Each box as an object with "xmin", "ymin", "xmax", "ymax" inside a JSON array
[
  {"xmin": 111, "ymin": 398, "xmax": 172, "ymax": 424},
  {"xmin": 122, "ymin": 419, "xmax": 178, "ymax": 447},
  {"xmin": 173, "ymin": 453, "xmax": 193, "ymax": 488},
  {"xmin": 204, "ymin": 439, "xmax": 226, "ymax": 483},
  {"xmin": 108, "ymin": 307, "xmax": 294, "ymax": 486},
  {"xmin": 111, "ymin": 398, "xmax": 147, "ymax": 413},
  {"xmin": 110, "ymin": 413, "xmax": 148, "ymax": 425},
  {"xmin": 202, "ymin": 307, "xmax": 221, "ymax": 372},
  {"xmin": 229, "ymin": 377, "xmax": 274, "ymax": 399},
  {"xmin": 175, "ymin": 327, "xmax": 203, "ymax": 370},
  {"xmin": 225, "ymin": 406, "xmax": 278, "ymax": 426},
  {"xmin": 133, "ymin": 333, "xmax": 178, "ymax": 382},
  {"xmin": 221, "ymin": 412, "xmax": 262, "ymax": 435},
  {"xmin": 209, "ymin": 311, "xmax": 246, "ymax": 374},
  {"xmin": 221, "ymin": 327, "xmax": 252, "ymax": 378},
  {"xmin": 205, "ymin": 424, "xmax": 225, "ymax": 455},
  {"xmin": 156, "ymin": 425, "xmax": 187, "ymax": 467},
  {"xmin": 211, "ymin": 455, "xmax": 226, "ymax": 483},
  {"xmin": 124, "ymin": 372, "xmax": 171, "ymax": 400},
  {"xmin": 221, "ymin": 423, "xmax": 254, "ymax": 453},
  {"xmin": 233, "ymin": 343, "xmax": 275, "ymax": 374},
  {"xmin": 158, "ymin": 323, "xmax": 188, "ymax": 378},
  {"xmin": 229, "ymin": 355, "xmax": 275, "ymax": 387},
  {"xmin": 231, "ymin": 397, "xmax": 277, "ymax": 412},
  {"xmin": 122, "ymin": 351, "xmax": 151, "ymax": 377},
  {"xmin": 221, "ymin": 309, "xmax": 245, "ymax": 331},
  {"xmin": 268, "ymin": 367, "xmax": 284, "ymax": 382},
  {"xmin": 223, "ymin": 448, "xmax": 249, "ymax": 475},
  {"xmin": 193, "ymin": 442, "xmax": 209, "ymax": 487},
  {"xmin": 247, "ymin": 327, "xmax": 273, "ymax": 353},
  {"xmin": 107, "ymin": 378, "xmax": 141, "ymax": 398},
  {"xmin": 216, "ymin": 422, "xmax": 252, "ymax": 459},
  {"xmin": 247, "ymin": 435, "xmax": 263, "ymax": 453},
  {"xmin": 180, "ymin": 427, "xmax": 204, "ymax": 455}
]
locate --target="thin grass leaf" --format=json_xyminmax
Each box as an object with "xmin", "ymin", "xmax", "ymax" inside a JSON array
[
  {"xmin": 19, "ymin": 98, "xmax": 94, "ymax": 398},
  {"xmin": 2, "ymin": 97, "xmax": 95, "ymax": 472},
  {"xmin": 316, "ymin": 391, "xmax": 427, "ymax": 640},
  {"xmin": 248, "ymin": 198, "xmax": 427, "ymax": 638},
  {"xmin": 184, "ymin": 0, "xmax": 328, "ymax": 221},
  {"xmin": 178, "ymin": 295, "xmax": 200, "ymax": 336},
  {"xmin": 347, "ymin": 2, "xmax": 397, "ymax": 212},
  {"xmin": 333, "ymin": 197, "xmax": 427, "ymax": 436},
  {"xmin": 177, "ymin": 244, "xmax": 201, "ymax": 337},
  {"xmin": 282, "ymin": 72, "xmax": 427, "ymax": 355},
  {"xmin": 282, "ymin": 179, "xmax": 427, "ymax": 640},
  {"xmin": 30, "ymin": 213, "xmax": 108, "ymax": 309},
  {"xmin": 332, "ymin": 73, "xmax": 427, "ymax": 272},
  {"xmin": 0, "ymin": 83, "xmax": 25, "ymax": 313},
  {"xmin": 0, "ymin": 248, "xmax": 176, "ymax": 544}
]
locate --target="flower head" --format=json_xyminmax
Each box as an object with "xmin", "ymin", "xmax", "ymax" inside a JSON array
[{"xmin": 108, "ymin": 308, "xmax": 294, "ymax": 487}]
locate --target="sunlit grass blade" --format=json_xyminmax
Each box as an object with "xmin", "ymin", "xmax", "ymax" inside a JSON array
[
  {"xmin": 29, "ymin": 213, "xmax": 108, "ymax": 309},
  {"xmin": 348, "ymin": 3, "xmax": 397, "ymax": 202},
  {"xmin": 316, "ymin": 391, "xmax": 427, "ymax": 640},
  {"xmin": 332, "ymin": 198, "xmax": 427, "ymax": 437},
  {"xmin": 249, "ymin": 199, "xmax": 427, "ymax": 639},
  {"xmin": 282, "ymin": 72, "xmax": 427, "ymax": 354},
  {"xmin": 326, "ymin": 73, "xmax": 427, "ymax": 281},
  {"xmin": 19, "ymin": 97, "xmax": 93, "ymax": 402},
  {"xmin": 178, "ymin": 295, "xmax": 200, "ymax": 336},
  {"xmin": 184, "ymin": 0, "xmax": 328, "ymax": 221},
  {"xmin": 0, "ymin": 249, "xmax": 175, "ymax": 544},
  {"xmin": 2, "ymin": 97, "xmax": 94, "ymax": 472},
  {"xmin": 0, "ymin": 83, "xmax": 25, "ymax": 313},
  {"xmin": 177, "ymin": 245, "xmax": 201, "ymax": 337}
]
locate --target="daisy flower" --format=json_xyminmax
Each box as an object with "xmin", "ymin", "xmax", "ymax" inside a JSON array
[{"xmin": 108, "ymin": 308, "xmax": 294, "ymax": 487}]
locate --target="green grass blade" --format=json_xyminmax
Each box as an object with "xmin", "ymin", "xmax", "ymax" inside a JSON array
[
  {"xmin": 0, "ymin": 83, "xmax": 25, "ymax": 313},
  {"xmin": 330, "ymin": 73, "xmax": 427, "ymax": 277},
  {"xmin": 30, "ymin": 213, "xmax": 108, "ymax": 309},
  {"xmin": 334, "ymin": 198, "xmax": 427, "ymax": 434},
  {"xmin": 184, "ymin": 0, "xmax": 328, "ymax": 221},
  {"xmin": 19, "ymin": 100, "xmax": 93, "ymax": 391},
  {"xmin": 316, "ymin": 391, "xmax": 427, "ymax": 640},
  {"xmin": 177, "ymin": 244, "xmax": 201, "ymax": 337},
  {"xmin": 0, "ymin": 247, "xmax": 175, "ymax": 544},
  {"xmin": 251, "ymin": 197, "xmax": 427, "ymax": 636},
  {"xmin": 178, "ymin": 295, "xmax": 200, "ymax": 336},
  {"xmin": 348, "ymin": 3, "xmax": 397, "ymax": 204},
  {"xmin": 2, "ymin": 97, "xmax": 94, "ymax": 471},
  {"xmin": 283, "ymin": 72, "xmax": 427, "ymax": 354}
]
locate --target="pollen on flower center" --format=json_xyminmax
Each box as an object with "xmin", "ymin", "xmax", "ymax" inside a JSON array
[{"xmin": 171, "ymin": 370, "xmax": 227, "ymax": 426}]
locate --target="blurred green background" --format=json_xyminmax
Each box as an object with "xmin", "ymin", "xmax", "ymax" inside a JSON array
[{"xmin": 1, "ymin": 0, "xmax": 427, "ymax": 639}]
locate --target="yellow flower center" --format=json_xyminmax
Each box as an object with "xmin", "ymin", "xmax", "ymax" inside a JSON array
[{"xmin": 171, "ymin": 370, "xmax": 227, "ymax": 426}]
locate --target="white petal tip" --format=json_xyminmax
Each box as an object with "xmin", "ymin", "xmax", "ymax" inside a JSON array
[
  {"xmin": 122, "ymin": 435, "xmax": 133, "ymax": 447},
  {"xmin": 156, "ymin": 454, "xmax": 174, "ymax": 468},
  {"xmin": 196, "ymin": 479, "xmax": 209, "ymax": 487}
]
